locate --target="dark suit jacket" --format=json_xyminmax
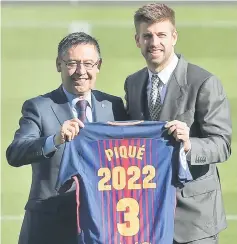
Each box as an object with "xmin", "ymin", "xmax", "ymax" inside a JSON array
[
  {"xmin": 6, "ymin": 86, "xmax": 127, "ymax": 244},
  {"xmin": 124, "ymin": 55, "xmax": 232, "ymax": 242}
]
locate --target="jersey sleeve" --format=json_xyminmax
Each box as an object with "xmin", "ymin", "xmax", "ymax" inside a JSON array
[{"xmin": 55, "ymin": 140, "xmax": 82, "ymax": 192}]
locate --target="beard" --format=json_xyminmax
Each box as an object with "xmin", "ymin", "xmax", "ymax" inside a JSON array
[{"xmin": 143, "ymin": 49, "xmax": 174, "ymax": 72}]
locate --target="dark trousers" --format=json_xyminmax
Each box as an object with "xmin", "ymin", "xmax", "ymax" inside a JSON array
[{"xmin": 18, "ymin": 209, "xmax": 77, "ymax": 244}]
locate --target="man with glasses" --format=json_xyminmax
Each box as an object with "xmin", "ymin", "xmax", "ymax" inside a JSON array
[{"xmin": 6, "ymin": 32, "xmax": 127, "ymax": 244}]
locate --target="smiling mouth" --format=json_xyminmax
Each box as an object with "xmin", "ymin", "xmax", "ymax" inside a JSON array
[
  {"xmin": 149, "ymin": 49, "xmax": 163, "ymax": 53},
  {"xmin": 72, "ymin": 77, "xmax": 88, "ymax": 83},
  {"xmin": 148, "ymin": 49, "xmax": 164, "ymax": 59}
]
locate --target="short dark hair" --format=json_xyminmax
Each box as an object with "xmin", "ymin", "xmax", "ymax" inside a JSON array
[
  {"xmin": 134, "ymin": 3, "xmax": 175, "ymax": 33},
  {"xmin": 58, "ymin": 32, "xmax": 101, "ymax": 58}
]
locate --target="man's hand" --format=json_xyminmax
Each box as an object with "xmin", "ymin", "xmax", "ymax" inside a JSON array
[
  {"xmin": 54, "ymin": 118, "xmax": 84, "ymax": 146},
  {"xmin": 165, "ymin": 120, "xmax": 191, "ymax": 153}
]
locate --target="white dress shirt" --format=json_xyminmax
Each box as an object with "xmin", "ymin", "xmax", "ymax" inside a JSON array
[{"xmin": 147, "ymin": 54, "xmax": 179, "ymax": 105}]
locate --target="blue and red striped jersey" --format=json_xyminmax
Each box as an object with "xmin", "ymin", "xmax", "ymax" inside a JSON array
[{"xmin": 56, "ymin": 121, "xmax": 192, "ymax": 244}]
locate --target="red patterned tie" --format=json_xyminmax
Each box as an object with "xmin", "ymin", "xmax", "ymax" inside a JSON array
[{"xmin": 76, "ymin": 99, "xmax": 88, "ymax": 122}]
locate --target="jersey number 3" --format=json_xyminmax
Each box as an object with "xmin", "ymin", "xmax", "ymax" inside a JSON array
[
  {"xmin": 98, "ymin": 165, "xmax": 156, "ymax": 236},
  {"xmin": 117, "ymin": 198, "xmax": 139, "ymax": 236}
]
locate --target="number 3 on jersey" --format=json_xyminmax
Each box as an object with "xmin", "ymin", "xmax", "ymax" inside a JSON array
[{"xmin": 117, "ymin": 198, "xmax": 139, "ymax": 236}]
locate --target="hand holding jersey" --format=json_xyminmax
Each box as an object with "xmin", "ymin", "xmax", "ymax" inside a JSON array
[
  {"xmin": 54, "ymin": 118, "xmax": 84, "ymax": 146},
  {"xmin": 165, "ymin": 120, "xmax": 191, "ymax": 153}
]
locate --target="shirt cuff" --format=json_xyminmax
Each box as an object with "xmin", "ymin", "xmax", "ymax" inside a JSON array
[
  {"xmin": 43, "ymin": 135, "xmax": 59, "ymax": 156},
  {"xmin": 183, "ymin": 142, "xmax": 191, "ymax": 162},
  {"xmin": 179, "ymin": 142, "xmax": 193, "ymax": 184}
]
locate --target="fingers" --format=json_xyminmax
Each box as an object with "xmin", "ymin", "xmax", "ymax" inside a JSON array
[
  {"xmin": 69, "ymin": 121, "xmax": 80, "ymax": 135},
  {"xmin": 61, "ymin": 118, "xmax": 85, "ymax": 142},
  {"xmin": 165, "ymin": 120, "xmax": 187, "ymax": 129},
  {"xmin": 71, "ymin": 118, "xmax": 85, "ymax": 128},
  {"xmin": 173, "ymin": 131, "xmax": 188, "ymax": 141},
  {"xmin": 172, "ymin": 127, "xmax": 187, "ymax": 136},
  {"xmin": 64, "ymin": 127, "xmax": 76, "ymax": 142},
  {"xmin": 167, "ymin": 125, "xmax": 177, "ymax": 135},
  {"xmin": 165, "ymin": 120, "xmax": 190, "ymax": 143}
]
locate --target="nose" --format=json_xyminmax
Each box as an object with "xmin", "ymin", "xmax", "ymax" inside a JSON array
[
  {"xmin": 150, "ymin": 34, "xmax": 160, "ymax": 46},
  {"xmin": 75, "ymin": 63, "xmax": 87, "ymax": 74}
]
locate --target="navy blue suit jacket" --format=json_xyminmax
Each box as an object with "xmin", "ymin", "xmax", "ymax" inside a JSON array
[{"xmin": 6, "ymin": 86, "xmax": 127, "ymax": 244}]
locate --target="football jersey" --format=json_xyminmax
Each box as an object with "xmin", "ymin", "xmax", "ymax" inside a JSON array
[{"xmin": 56, "ymin": 121, "xmax": 192, "ymax": 244}]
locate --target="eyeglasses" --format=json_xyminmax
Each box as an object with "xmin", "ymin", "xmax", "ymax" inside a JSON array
[{"xmin": 62, "ymin": 59, "xmax": 100, "ymax": 70}]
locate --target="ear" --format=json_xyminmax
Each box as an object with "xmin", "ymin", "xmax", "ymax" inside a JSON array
[
  {"xmin": 135, "ymin": 34, "xmax": 141, "ymax": 48},
  {"xmin": 56, "ymin": 57, "xmax": 61, "ymax": 72},
  {"xmin": 172, "ymin": 30, "xmax": 178, "ymax": 46},
  {"xmin": 96, "ymin": 58, "xmax": 102, "ymax": 72}
]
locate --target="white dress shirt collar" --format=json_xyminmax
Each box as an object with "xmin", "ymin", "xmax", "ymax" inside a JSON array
[
  {"xmin": 62, "ymin": 86, "xmax": 92, "ymax": 108},
  {"xmin": 148, "ymin": 54, "xmax": 179, "ymax": 84}
]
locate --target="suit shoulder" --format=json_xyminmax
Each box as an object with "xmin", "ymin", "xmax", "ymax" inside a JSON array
[
  {"xmin": 186, "ymin": 62, "xmax": 224, "ymax": 90},
  {"xmin": 92, "ymin": 90, "xmax": 122, "ymax": 102},
  {"xmin": 125, "ymin": 67, "xmax": 147, "ymax": 83},
  {"xmin": 22, "ymin": 89, "xmax": 57, "ymax": 108},
  {"xmin": 187, "ymin": 62, "xmax": 214, "ymax": 81}
]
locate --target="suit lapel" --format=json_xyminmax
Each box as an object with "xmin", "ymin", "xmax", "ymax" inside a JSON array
[
  {"xmin": 133, "ymin": 68, "xmax": 149, "ymax": 119},
  {"xmin": 51, "ymin": 86, "xmax": 74, "ymax": 125},
  {"xmin": 159, "ymin": 55, "xmax": 189, "ymax": 121},
  {"xmin": 91, "ymin": 91, "xmax": 107, "ymax": 122}
]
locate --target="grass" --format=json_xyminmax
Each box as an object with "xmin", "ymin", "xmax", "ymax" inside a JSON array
[{"xmin": 1, "ymin": 3, "xmax": 237, "ymax": 244}]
